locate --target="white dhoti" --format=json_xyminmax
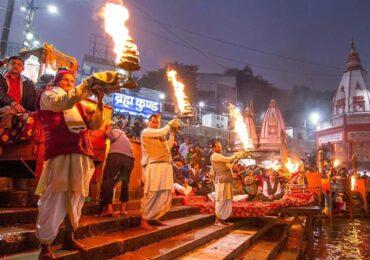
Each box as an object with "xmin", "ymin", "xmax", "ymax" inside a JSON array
[
  {"xmin": 215, "ymin": 181, "xmax": 233, "ymax": 220},
  {"xmin": 35, "ymin": 153, "xmax": 95, "ymax": 244},
  {"xmin": 141, "ymin": 190, "xmax": 172, "ymax": 220},
  {"xmin": 141, "ymin": 162, "xmax": 173, "ymax": 220}
]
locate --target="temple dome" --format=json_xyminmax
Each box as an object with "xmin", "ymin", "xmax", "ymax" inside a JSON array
[{"xmin": 332, "ymin": 39, "xmax": 370, "ymax": 116}]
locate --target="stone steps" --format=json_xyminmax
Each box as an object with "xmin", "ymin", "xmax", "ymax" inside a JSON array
[
  {"xmin": 180, "ymin": 218, "xmax": 276, "ymax": 260},
  {"xmin": 276, "ymin": 249, "xmax": 298, "ymax": 260},
  {"xmin": 236, "ymin": 223, "xmax": 289, "ymax": 260},
  {"xmin": 0, "ymin": 205, "xmax": 197, "ymax": 257},
  {"xmin": 5, "ymin": 213, "xmax": 215, "ymax": 260},
  {"xmin": 115, "ymin": 221, "xmax": 238, "ymax": 260},
  {"xmin": 0, "ymin": 197, "xmax": 183, "ymax": 227},
  {"xmin": 0, "ymin": 189, "xmax": 38, "ymax": 207},
  {"xmin": 276, "ymin": 222, "xmax": 304, "ymax": 260}
]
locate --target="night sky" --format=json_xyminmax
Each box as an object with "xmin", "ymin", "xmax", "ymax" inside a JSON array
[{"xmin": 1, "ymin": 0, "xmax": 370, "ymax": 90}]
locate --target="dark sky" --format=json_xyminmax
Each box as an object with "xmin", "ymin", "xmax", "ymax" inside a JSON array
[{"xmin": 2, "ymin": 0, "xmax": 370, "ymax": 90}]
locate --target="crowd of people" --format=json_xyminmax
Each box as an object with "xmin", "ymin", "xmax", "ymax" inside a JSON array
[{"xmin": 0, "ymin": 56, "xmax": 367, "ymax": 258}]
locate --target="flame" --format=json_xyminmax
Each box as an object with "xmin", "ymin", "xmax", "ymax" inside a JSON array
[
  {"xmin": 333, "ymin": 159, "xmax": 340, "ymax": 168},
  {"xmin": 285, "ymin": 158, "xmax": 300, "ymax": 173},
  {"xmin": 101, "ymin": 1, "xmax": 132, "ymax": 63},
  {"xmin": 229, "ymin": 104, "xmax": 254, "ymax": 151},
  {"xmin": 351, "ymin": 175, "xmax": 356, "ymax": 191},
  {"xmin": 166, "ymin": 69, "xmax": 191, "ymax": 115},
  {"xmin": 265, "ymin": 160, "xmax": 280, "ymax": 171}
]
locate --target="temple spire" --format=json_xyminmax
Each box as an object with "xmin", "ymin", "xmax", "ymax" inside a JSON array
[
  {"xmin": 259, "ymin": 99, "xmax": 286, "ymax": 150},
  {"xmin": 346, "ymin": 38, "xmax": 363, "ymax": 71}
]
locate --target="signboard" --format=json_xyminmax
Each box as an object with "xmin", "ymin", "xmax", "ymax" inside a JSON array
[
  {"xmin": 318, "ymin": 132, "xmax": 342, "ymax": 145},
  {"xmin": 112, "ymin": 93, "xmax": 160, "ymax": 118}
]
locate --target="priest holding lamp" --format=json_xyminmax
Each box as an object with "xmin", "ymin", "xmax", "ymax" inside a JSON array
[
  {"xmin": 35, "ymin": 69, "xmax": 120, "ymax": 259},
  {"xmin": 210, "ymin": 141, "xmax": 244, "ymax": 226}
]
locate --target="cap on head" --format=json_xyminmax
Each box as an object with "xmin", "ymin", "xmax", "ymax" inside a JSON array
[{"xmin": 53, "ymin": 69, "xmax": 73, "ymax": 85}]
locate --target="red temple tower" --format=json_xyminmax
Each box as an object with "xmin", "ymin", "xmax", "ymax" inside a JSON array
[{"xmin": 259, "ymin": 99, "xmax": 286, "ymax": 151}]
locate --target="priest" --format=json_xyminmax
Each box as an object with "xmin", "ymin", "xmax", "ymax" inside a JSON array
[{"xmin": 210, "ymin": 141, "xmax": 244, "ymax": 226}]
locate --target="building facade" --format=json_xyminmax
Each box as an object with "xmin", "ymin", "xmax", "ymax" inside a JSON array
[
  {"xmin": 201, "ymin": 113, "xmax": 229, "ymax": 130},
  {"xmin": 196, "ymin": 73, "xmax": 237, "ymax": 114},
  {"xmin": 316, "ymin": 40, "xmax": 370, "ymax": 169}
]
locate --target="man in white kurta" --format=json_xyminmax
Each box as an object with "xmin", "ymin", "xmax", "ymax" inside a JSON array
[
  {"xmin": 35, "ymin": 70, "xmax": 103, "ymax": 259},
  {"xmin": 210, "ymin": 141, "xmax": 243, "ymax": 226},
  {"xmin": 140, "ymin": 114, "xmax": 180, "ymax": 230}
]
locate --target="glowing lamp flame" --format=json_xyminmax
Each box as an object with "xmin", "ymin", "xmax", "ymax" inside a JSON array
[
  {"xmin": 333, "ymin": 159, "xmax": 340, "ymax": 168},
  {"xmin": 285, "ymin": 158, "xmax": 300, "ymax": 173},
  {"xmin": 102, "ymin": 2, "xmax": 130, "ymax": 63},
  {"xmin": 166, "ymin": 69, "xmax": 191, "ymax": 115},
  {"xmin": 351, "ymin": 175, "xmax": 356, "ymax": 191},
  {"xmin": 229, "ymin": 103, "xmax": 254, "ymax": 151}
]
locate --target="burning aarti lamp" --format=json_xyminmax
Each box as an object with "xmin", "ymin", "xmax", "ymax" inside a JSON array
[
  {"xmin": 100, "ymin": 1, "xmax": 140, "ymax": 91},
  {"xmin": 117, "ymin": 37, "xmax": 140, "ymax": 89},
  {"xmin": 166, "ymin": 69, "xmax": 194, "ymax": 132}
]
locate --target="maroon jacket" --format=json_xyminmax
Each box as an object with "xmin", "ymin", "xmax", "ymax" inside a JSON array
[{"xmin": 36, "ymin": 95, "xmax": 94, "ymax": 161}]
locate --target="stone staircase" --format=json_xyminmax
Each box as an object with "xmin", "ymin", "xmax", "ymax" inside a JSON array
[{"xmin": 1, "ymin": 176, "xmax": 297, "ymax": 259}]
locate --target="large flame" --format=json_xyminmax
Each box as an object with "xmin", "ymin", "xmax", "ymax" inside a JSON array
[
  {"xmin": 229, "ymin": 104, "xmax": 254, "ymax": 151},
  {"xmin": 166, "ymin": 69, "xmax": 191, "ymax": 115},
  {"xmin": 333, "ymin": 159, "xmax": 340, "ymax": 168},
  {"xmin": 285, "ymin": 158, "xmax": 300, "ymax": 173},
  {"xmin": 351, "ymin": 175, "xmax": 356, "ymax": 191},
  {"xmin": 101, "ymin": 1, "xmax": 131, "ymax": 63}
]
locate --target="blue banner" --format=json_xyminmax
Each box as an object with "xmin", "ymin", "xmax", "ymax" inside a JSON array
[{"xmin": 112, "ymin": 93, "xmax": 161, "ymax": 118}]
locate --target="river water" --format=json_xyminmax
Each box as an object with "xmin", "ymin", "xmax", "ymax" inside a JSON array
[{"xmin": 312, "ymin": 217, "xmax": 370, "ymax": 259}]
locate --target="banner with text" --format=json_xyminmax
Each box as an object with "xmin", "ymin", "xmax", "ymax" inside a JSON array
[{"xmin": 113, "ymin": 93, "xmax": 160, "ymax": 118}]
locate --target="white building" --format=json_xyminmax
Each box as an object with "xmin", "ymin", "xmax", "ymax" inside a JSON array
[
  {"xmin": 201, "ymin": 114, "xmax": 229, "ymax": 130},
  {"xmin": 196, "ymin": 73, "xmax": 237, "ymax": 113}
]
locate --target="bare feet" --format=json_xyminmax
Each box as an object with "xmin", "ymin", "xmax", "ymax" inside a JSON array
[
  {"xmin": 120, "ymin": 202, "xmax": 129, "ymax": 216},
  {"xmin": 214, "ymin": 218, "xmax": 228, "ymax": 227},
  {"xmin": 151, "ymin": 219, "xmax": 166, "ymax": 226},
  {"xmin": 140, "ymin": 219, "xmax": 156, "ymax": 230},
  {"xmin": 39, "ymin": 244, "xmax": 56, "ymax": 260},
  {"xmin": 61, "ymin": 231, "xmax": 88, "ymax": 252},
  {"xmin": 100, "ymin": 204, "xmax": 120, "ymax": 217}
]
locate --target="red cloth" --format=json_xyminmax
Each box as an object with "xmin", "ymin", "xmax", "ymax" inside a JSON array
[
  {"xmin": 36, "ymin": 96, "xmax": 94, "ymax": 161},
  {"xmin": 183, "ymin": 192, "xmax": 314, "ymax": 218},
  {"xmin": 4, "ymin": 73, "xmax": 22, "ymax": 104}
]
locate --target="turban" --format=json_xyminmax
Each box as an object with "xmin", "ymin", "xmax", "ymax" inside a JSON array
[{"xmin": 53, "ymin": 70, "xmax": 73, "ymax": 85}]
